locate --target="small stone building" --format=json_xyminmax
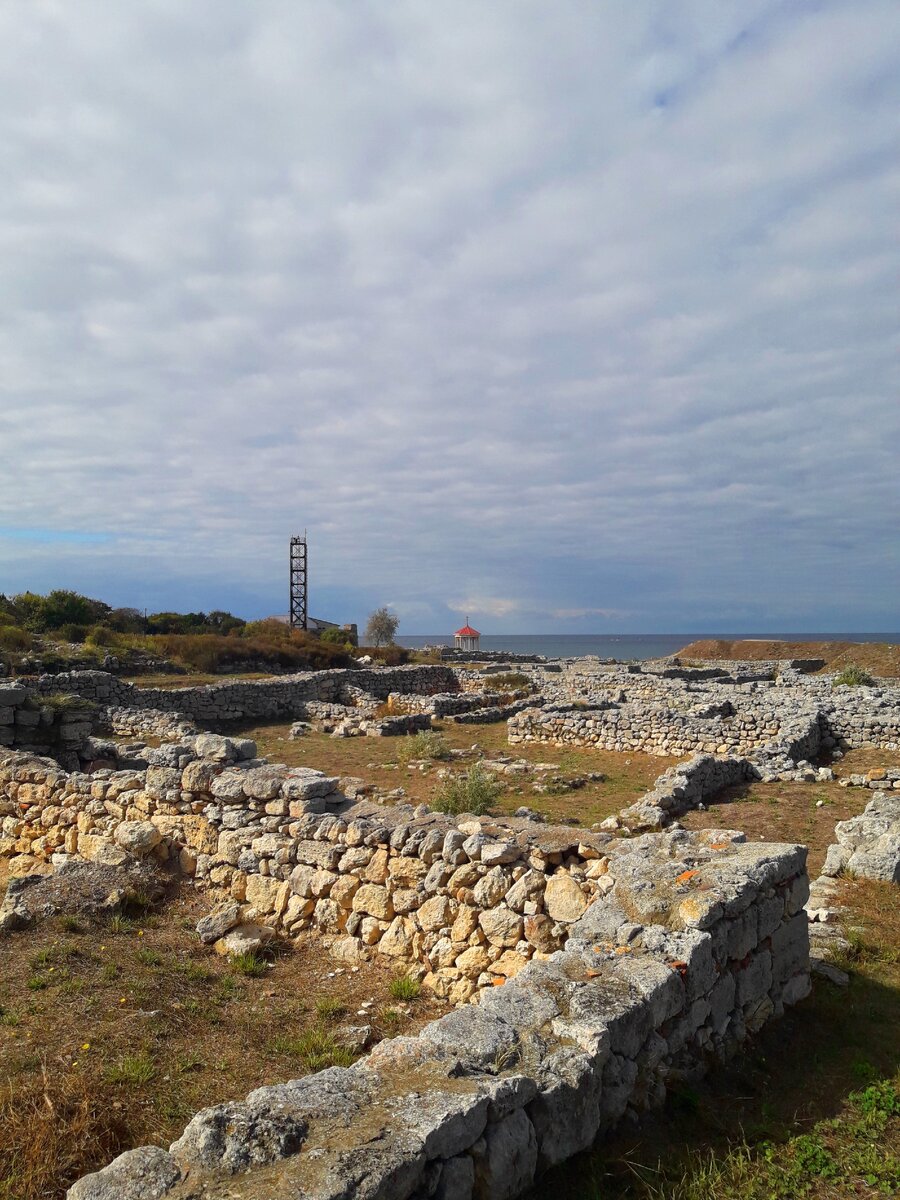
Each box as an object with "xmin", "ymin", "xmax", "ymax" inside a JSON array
[{"xmin": 454, "ymin": 621, "xmax": 481, "ymax": 651}]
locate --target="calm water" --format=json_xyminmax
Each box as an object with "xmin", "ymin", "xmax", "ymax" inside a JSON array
[{"xmin": 396, "ymin": 633, "xmax": 900, "ymax": 661}]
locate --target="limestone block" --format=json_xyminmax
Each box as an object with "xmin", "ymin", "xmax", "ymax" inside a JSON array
[
  {"xmin": 214, "ymin": 923, "xmax": 275, "ymax": 957},
  {"xmin": 181, "ymin": 759, "xmax": 220, "ymax": 792},
  {"xmin": 472, "ymin": 1108, "xmax": 537, "ymax": 1200},
  {"xmin": 479, "ymin": 908, "xmax": 523, "ymax": 948},
  {"xmin": 352, "ymin": 884, "xmax": 394, "ymax": 920},
  {"xmin": 67, "ymin": 1145, "xmax": 183, "ymax": 1200},
  {"xmin": 418, "ymin": 894, "xmax": 456, "ymax": 932},
  {"xmin": 378, "ymin": 915, "xmax": 418, "ymax": 958},
  {"xmin": 114, "ymin": 821, "xmax": 162, "ymax": 857},
  {"xmin": 473, "ymin": 868, "xmax": 509, "ymax": 908},
  {"xmin": 523, "ymin": 914, "xmax": 556, "ymax": 952},
  {"xmin": 313, "ymin": 898, "xmax": 345, "ymax": 933},
  {"xmin": 330, "ymin": 875, "xmax": 360, "ymax": 908},
  {"xmin": 528, "ymin": 1046, "xmax": 604, "ymax": 1169},
  {"xmin": 391, "ymin": 887, "xmax": 419, "ymax": 914},
  {"xmin": 364, "ymin": 848, "xmax": 390, "ymax": 882},
  {"xmin": 244, "ymin": 874, "xmax": 288, "ymax": 917},
  {"xmin": 489, "ymin": 950, "xmax": 529, "ymax": 979},
  {"xmin": 196, "ymin": 902, "xmax": 243, "ymax": 944},
  {"xmin": 544, "ymin": 874, "xmax": 589, "ymax": 923},
  {"xmin": 389, "ymin": 855, "xmax": 428, "ymax": 885},
  {"xmin": 451, "ymin": 905, "xmax": 479, "ymax": 943}
]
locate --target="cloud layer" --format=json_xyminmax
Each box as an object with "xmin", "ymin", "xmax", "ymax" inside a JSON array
[{"xmin": 1, "ymin": 1, "xmax": 898, "ymax": 632}]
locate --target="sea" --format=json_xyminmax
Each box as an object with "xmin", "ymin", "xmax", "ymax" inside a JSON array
[{"xmin": 395, "ymin": 633, "xmax": 900, "ymax": 662}]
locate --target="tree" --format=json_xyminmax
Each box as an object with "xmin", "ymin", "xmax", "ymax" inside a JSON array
[{"xmin": 364, "ymin": 606, "xmax": 399, "ymax": 647}]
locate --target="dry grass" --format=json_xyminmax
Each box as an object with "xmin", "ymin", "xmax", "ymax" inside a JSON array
[
  {"xmin": 679, "ymin": 778, "xmax": 873, "ymax": 876},
  {"xmin": 675, "ymin": 639, "xmax": 900, "ymax": 678},
  {"xmin": 234, "ymin": 718, "xmax": 681, "ymax": 827},
  {"xmin": 0, "ymin": 883, "xmax": 444, "ymax": 1200}
]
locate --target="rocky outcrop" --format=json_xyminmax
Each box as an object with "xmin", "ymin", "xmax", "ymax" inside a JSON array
[{"xmin": 821, "ymin": 792, "xmax": 900, "ymax": 883}]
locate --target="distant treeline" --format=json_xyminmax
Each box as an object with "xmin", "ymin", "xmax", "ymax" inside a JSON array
[
  {"xmin": 0, "ymin": 590, "xmax": 248, "ymax": 637},
  {"xmin": 0, "ymin": 590, "xmax": 407, "ymax": 674}
]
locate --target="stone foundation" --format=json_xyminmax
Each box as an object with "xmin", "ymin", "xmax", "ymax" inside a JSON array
[{"xmin": 67, "ymin": 828, "xmax": 810, "ymax": 1200}]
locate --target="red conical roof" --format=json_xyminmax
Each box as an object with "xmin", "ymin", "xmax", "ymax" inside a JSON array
[{"xmin": 455, "ymin": 624, "xmax": 480, "ymax": 637}]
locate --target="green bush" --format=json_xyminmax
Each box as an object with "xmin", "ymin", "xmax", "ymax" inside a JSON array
[
  {"xmin": 833, "ymin": 664, "xmax": 875, "ymax": 688},
  {"xmin": 56, "ymin": 623, "xmax": 88, "ymax": 644},
  {"xmin": 0, "ymin": 625, "xmax": 32, "ymax": 651},
  {"xmin": 388, "ymin": 973, "xmax": 421, "ymax": 1001},
  {"xmin": 320, "ymin": 627, "xmax": 351, "ymax": 646},
  {"xmin": 397, "ymin": 730, "xmax": 452, "ymax": 763},
  {"xmin": 85, "ymin": 624, "xmax": 119, "ymax": 647},
  {"xmin": 433, "ymin": 763, "xmax": 501, "ymax": 816}
]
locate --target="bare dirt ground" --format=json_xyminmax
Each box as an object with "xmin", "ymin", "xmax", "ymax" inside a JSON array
[
  {"xmin": 680, "ymin": 746, "xmax": 900, "ymax": 877},
  {"xmin": 236, "ymin": 718, "xmax": 683, "ymax": 828},
  {"xmin": 676, "ymin": 638, "xmax": 900, "ymax": 677}
]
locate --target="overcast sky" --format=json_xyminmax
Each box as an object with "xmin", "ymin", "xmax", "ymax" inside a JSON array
[{"xmin": 1, "ymin": 1, "xmax": 898, "ymax": 634}]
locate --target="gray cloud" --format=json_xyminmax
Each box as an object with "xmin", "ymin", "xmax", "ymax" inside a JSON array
[{"xmin": 1, "ymin": 0, "xmax": 898, "ymax": 632}]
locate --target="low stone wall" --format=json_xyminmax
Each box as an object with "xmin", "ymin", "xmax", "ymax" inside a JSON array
[
  {"xmin": 23, "ymin": 664, "xmax": 460, "ymax": 724},
  {"xmin": 104, "ymin": 704, "xmax": 198, "ymax": 743},
  {"xmin": 0, "ymin": 683, "xmax": 97, "ymax": 765},
  {"xmin": 68, "ymin": 828, "xmax": 810, "ymax": 1200},
  {"xmin": 507, "ymin": 700, "xmax": 797, "ymax": 758},
  {"xmin": 611, "ymin": 753, "xmax": 759, "ymax": 833},
  {"xmin": 0, "ymin": 740, "xmax": 614, "ymax": 999}
]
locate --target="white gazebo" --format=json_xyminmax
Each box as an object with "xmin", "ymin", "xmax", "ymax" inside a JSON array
[{"xmin": 454, "ymin": 620, "xmax": 481, "ymax": 651}]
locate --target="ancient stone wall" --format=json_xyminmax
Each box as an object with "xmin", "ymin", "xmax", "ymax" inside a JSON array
[
  {"xmin": 507, "ymin": 699, "xmax": 808, "ymax": 758},
  {"xmin": 67, "ymin": 827, "xmax": 811, "ymax": 1200},
  {"xmin": 23, "ymin": 664, "xmax": 459, "ymax": 724},
  {"xmin": 0, "ymin": 682, "xmax": 96, "ymax": 763},
  {"xmin": 508, "ymin": 685, "xmax": 900, "ymax": 758},
  {"xmin": 0, "ymin": 740, "xmax": 613, "ymax": 999}
]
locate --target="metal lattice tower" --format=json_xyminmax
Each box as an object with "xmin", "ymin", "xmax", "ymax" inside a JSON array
[{"xmin": 289, "ymin": 534, "xmax": 308, "ymax": 630}]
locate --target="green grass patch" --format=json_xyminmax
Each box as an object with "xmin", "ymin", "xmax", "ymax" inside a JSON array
[{"xmin": 388, "ymin": 973, "xmax": 421, "ymax": 1001}]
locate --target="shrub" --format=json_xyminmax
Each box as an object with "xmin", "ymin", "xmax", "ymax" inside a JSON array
[
  {"xmin": 365, "ymin": 644, "xmax": 410, "ymax": 666},
  {"xmin": 433, "ymin": 763, "xmax": 501, "ymax": 816},
  {"xmin": 107, "ymin": 606, "xmax": 144, "ymax": 633},
  {"xmin": 105, "ymin": 1052, "xmax": 156, "ymax": 1086},
  {"xmin": 0, "ymin": 625, "xmax": 32, "ymax": 651},
  {"xmin": 833, "ymin": 664, "xmax": 875, "ymax": 688},
  {"xmin": 229, "ymin": 951, "xmax": 267, "ymax": 977},
  {"xmin": 36, "ymin": 693, "xmax": 98, "ymax": 718},
  {"xmin": 320, "ymin": 626, "xmax": 351, "ymax": 646},
  {"xmin": 85, "ymin": 624, "xmax": 119, "ymax": 647},
  {"xmin": 396, "ymin": 730, "xmax": 452, "ymax": 763},
  {"xmin": 56, "ymin": 623, "xmax": 89, "ymax": 644},
  {"xmin": 269, "ymin": 1027, "xmax": 356, "ymax": 1071},
  {"xmin": 142, "ymin": 631, "xmax": 350, "ymax": 674}
]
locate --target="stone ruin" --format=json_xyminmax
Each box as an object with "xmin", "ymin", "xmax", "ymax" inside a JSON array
[{"xmin": 0, "ymin": 657, "xmax": 897, "ymax": 1199}]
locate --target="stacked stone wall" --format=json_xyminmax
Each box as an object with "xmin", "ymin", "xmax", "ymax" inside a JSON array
[
  {"xmin": 67, "ymin": 826, "xmax": 810, "ymax": 1200},
  {"xmin": 0, "ymin": 683, "xmax": 96, "ymax": 762},
  {"xmin": 23, "ymin": 664, "xmax": 459, "ymax": 724},
  {"xmin": 0, "ymin": 742, "xmax": 614, "ymax": 1000}
]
